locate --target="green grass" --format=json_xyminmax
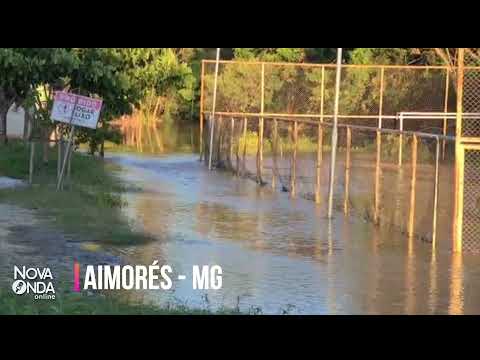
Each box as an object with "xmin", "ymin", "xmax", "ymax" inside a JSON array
[
  {"xmin": 0, "ymin": 141, "xmax": 248, "ymax": 315},
  {"xmin": 0, "ymin": 287, "xmax": 244, "ymax": 315},
  {"xmin": 0, "ymin": 140, "xmax": 152, "ymax": 245}
]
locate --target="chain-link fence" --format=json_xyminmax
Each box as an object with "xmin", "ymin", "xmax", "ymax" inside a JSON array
[
  {"xmin": 204, "ymin": 113, "xmax": 454, "ymax": 246},
  {"xmin": 202, "ymin": 61, "xmax": 454, "ymax": 122},
  {"xmin": 200, "ymin": 58, "xmax": 480, "ymax": 251},
  {"xmin": 456, "ymin": 49, "xmax": 480, "ymax": 252}
]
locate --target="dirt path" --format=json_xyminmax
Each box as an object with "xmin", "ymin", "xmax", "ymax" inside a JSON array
[{"xmin": 0, "ymin": 199, "xmax": 122, "ymax": 289}]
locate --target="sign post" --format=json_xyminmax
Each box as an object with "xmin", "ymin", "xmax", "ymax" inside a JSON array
[{"xmin": 51, "ymin": 91, "xmax": 103, "ymax": 190}]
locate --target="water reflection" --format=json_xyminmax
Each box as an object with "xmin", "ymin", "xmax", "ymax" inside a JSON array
[
  {"xmin": 106, "ymin": 153, "xmax": 480, "ymax": 314},
  {"xmin": 428, "ymin": 252, "xmax": 437, "ymax": 314},
  {"xmin": 449, "ymin": 253, "xmax": 463, "ymax": 315},
  {"xmin": 405, "ymin": 234, "xmax": 416, "ymax": 314}
]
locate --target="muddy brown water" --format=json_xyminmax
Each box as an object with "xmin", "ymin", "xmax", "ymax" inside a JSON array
[{"xmin": 103, "ymin": 152, "xmax": 480, "ymax": 314}]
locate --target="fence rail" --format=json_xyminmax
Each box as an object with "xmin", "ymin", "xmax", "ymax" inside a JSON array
[
  {"xmin": 200, "ymin": 58, "xmax": 480, "ymax": 253},
  {"xmin": 202, "ymin": 113, "xmax": 455, "ymax": 248}
]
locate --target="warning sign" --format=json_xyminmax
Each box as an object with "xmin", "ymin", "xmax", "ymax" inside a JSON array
[{"xmin": 51, "ymin": 91, "xmax": 103, "ymax": 129}]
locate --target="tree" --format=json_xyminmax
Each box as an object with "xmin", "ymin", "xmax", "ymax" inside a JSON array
[
  {"xmin": 86, "ymin": 48, "xmax": 195, "ymax": 155},
  {"xmin": 0, "ymin": 48, "xmax": 79, "ymax": 144},
  {"xmin": 0, "ymin": 49, "xmax": 35, "ymax": 144},
  {"xmin": 233, "ymin": 48, "xmax": 306, "ymax": 62}
]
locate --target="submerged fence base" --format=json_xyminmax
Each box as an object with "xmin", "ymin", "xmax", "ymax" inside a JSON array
[{"xmin": 203, "ymin": 113, "xmax": 456, "ymax": 251}]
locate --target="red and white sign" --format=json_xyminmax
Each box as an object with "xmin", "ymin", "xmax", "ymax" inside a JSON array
[{"xmin": 51, "ymin": 91, "xmax": 103, "ymax": 129}]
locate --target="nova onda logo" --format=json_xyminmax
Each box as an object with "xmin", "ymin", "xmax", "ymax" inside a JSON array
[{"xmin": 11, "ymin": 266, "xmax": 56, "ymax": 300}]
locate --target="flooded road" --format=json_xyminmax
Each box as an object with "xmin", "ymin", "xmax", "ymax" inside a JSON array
[{"xmin": 107, "ymin": 152, "xmax": 480, "ymax": 314}]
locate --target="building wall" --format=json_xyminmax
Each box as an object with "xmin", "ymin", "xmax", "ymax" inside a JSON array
[{"xmin": 6, "ymin": 105, "xmax": 25, "ymax": 138}]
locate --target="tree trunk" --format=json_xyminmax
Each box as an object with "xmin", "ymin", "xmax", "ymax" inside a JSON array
[
  {"xmin": 23, "ymin": 107, "xmax": 33, "ymax": 140},
  {"xmin": 0, "ymin": 108, "xmax": 8, "ymax": 144},
  {"xmin": 0, "ymin": 89, "xmax": 13, "ymax": 144}
]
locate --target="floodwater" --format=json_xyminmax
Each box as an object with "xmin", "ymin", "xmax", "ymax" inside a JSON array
[{"xmin": 106, "ymin": 152, "xmax": 480, "ymax": 314}]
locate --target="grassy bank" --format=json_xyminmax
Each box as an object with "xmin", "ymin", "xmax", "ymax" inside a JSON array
[
  {"xmin": 0, "ymin": 140, "xmax": 151, "ymax": 245},
  {"xmin": 0, "ymin": 141, "xmax": 246, "ymax": 315},
  {"xmin": 0, "ymin": 288, "xmax": 243, "ymax": 315}
]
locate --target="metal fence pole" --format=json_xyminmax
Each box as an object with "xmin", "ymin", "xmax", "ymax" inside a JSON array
[
  {"xmin": 291, "ymin": 120, "xmax": 298, "ymax": 197},
  {"xmin": 257, "ymin": 63, "xmax": 265, "ymax": 184},
  {"xmin": 327, "ymin": 48, "xmax": 343, "ymax": 219},
  {"xmin": 408, "ymin": 134, "xmax": 418, "ymax": 238},
  {"xmin": 398, "ymin": 113, "xmax": 404, "ymax": 166},
  {"xmin": 432, "ymin": 136, "xmax": 440, "ymax": 250},
  {"xmin": 374, "ymin": 130, "xmax": 382, "ymax": 225},
  {"xmin": 379, "ymin": 66, "xmax": 385, "ymax": 129},
  {"xmin": 344, "ymin": 126, "xmax": 352, "ymax": 214},
  {"xmin": 315, "ymin": 124, "xmax": 323, "ymax": 204},
  {"xmin": 216, "ymin": 116, "xmax": 223, "ymax": 165},
  {"xmin": 454, "ymin": 48, "xmax": 465, "ymax": 253},
  {"xmin": 242, "ymin": 117, "xmax": 247, "ymax": 176},
  {"xmin": 235, "ymin": 118, "xmax": 240, "ymax": 175},
  {"xmin": 230, "ymin": 117, "xmax": 234, "ymax": 171},
  {"xmin": 208, "ymin": 48, "xmax": 221, "ymax": 171},
  {"xmin": 272, "ymin": 118, "xmax": 278, "ymax": 189},
  {"xmin": 204, "ymin": 116, "xmax": 210, "ymax": 166},
  {"xmin": 199, "ymin": 60, "xmax": 205, "ymax": 162},
  {"xmin": 442, "ymin": 70, "xmax": 450, "ymax": 160},
  {"xmin": 315, "ymin": 66, "xmax": 325, "ymax": 204}
]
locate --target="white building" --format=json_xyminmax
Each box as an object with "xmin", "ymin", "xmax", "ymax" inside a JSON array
[{"xmin": 6, "ymin": 105, "xmax": 25, "ymax": 138}]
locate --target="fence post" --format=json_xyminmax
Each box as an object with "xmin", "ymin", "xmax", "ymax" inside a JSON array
[
  {"xmin": 291, "ymin": 120, "xmax": 298, "ymax": 197},
  {"xmin": 204, "ymin": 115, "xmax": 210, "ymax": 166},
  {"xmin": 257, "ymin": 63, "xmax": 265, "ymax": 184},
  {"xmin": 315, "ymin": 124, "xmax": 323, "ymax": 204},
  {"xmin": 374, "ymin": 130, "xmax": 382, "ymax": 225},
  {"xmin": 230, "ymin": 117, "xmax": 234, "ymax": 171},
  {"xmin": 398, "ymin": 113, "xmax": 404, "ymax": 166},
  {"xmin": 208, "ymin": 48, "xmax": 221, "ymax": 171},
  {"xmin": 379, "ymin": 66, "xmax": 385, "ymax": 129},
  {"xmin": 344, "ymin": 127, "xmax": 352, "ymax": 214},
  {"xmin": 235, "ymin": 118, "xmax": 240, "ymax": 175},
  {"xmin": 328, "ymin": 48, "xmax": 343, "ymax": 219},
  {"xmin": 199, "ymin": 60, "xmax": 205, "ymax": 162},
  {"xmin": 432, "ymin": 136, "xmax": 440, "ymax": 250},
  {"xmin": 443, "ymin": 70, "xmax": 450, "ymax": 160},
  {"xmin": 454, "ymin": 48, "xmax": 465, "ymax": 253},
  {"xmin": 315, "ymin": 66, "xmax": 325, "ymax": 204},
  {"xmin": 242, "ymin": 117, "xmax": 248, "ymax": 176},
  {"xmin": 408, "ymin": 134, "xmax": 418, "ymax": 238},
  {"xmin": 216, "ymin": 116, "xmax": 223, "ymax": 166},
  {"xmin": 272, "ymin": 118, "xmax": 278, "ymax": 189}
]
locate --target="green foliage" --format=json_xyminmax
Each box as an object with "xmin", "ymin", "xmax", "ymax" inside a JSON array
[
  {"xmin": 236, "ymin": 131, "xmax": 319, "ymax": 155},
  {"xmin": 234, "ymin": 48, "xmax": 306, "ymax": 62}
]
